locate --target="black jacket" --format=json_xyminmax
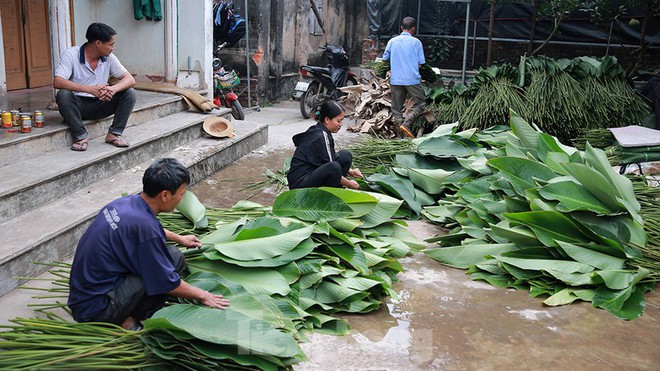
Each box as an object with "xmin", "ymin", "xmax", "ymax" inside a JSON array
[{"xmin": 287, "ymin": 122, "xmax": 337, "ymax": 188}]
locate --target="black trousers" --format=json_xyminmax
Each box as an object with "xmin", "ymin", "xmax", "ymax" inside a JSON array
[
  {"xmin": 291, "ymin": 150, "xmax": 352, "ymax": 189},
  {"xmin": 83, "ymin": 245, "xmax": 186, "ymax": 325}
]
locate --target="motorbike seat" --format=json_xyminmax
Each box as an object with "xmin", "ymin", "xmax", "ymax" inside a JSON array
[{"xmin": 304, "ymin": 66, "xmax": 332, "ymax": 76}]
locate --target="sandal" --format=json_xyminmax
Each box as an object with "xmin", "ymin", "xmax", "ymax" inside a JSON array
[
  {"xmin": 71, "ymin": 140, "xmax": 88, "ymax": 151},
  {"xmin": 105, "ymin": 137, "xmax": 130, "ymax": 148},
  {"xmin": 399, "ymin": 125, "xmax": 415, "ymax": 139}
]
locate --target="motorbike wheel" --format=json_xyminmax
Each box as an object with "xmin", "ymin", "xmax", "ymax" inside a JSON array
[
  {"xmin": 230, "ymin": 99, "xmax": 245, "ymax": 121},
  {"xmin": 300, "ymin": 82, "xmax": 325, "ymax": 119}
]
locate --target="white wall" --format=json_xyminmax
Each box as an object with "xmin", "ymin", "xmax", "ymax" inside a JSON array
[{"xmin": 72, "ymin": 0, "xmax": 166, "ymax": 79}]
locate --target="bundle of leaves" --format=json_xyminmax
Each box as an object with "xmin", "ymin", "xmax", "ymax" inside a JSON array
[
  {"xmin": 368, "ymin": 60, "xmax": 436, "ymax": 84},
  {"xmin": 571, "ymin": 128, "xmax": 616, "ymax": 150},
  {"xmin": 459, "ymin": 65, "xmax": 527, "ymax": 130},
  {"xmin": 347, "ymin": 137, "xmax": 416, "ymax": 176},
  {"xmin": 0, "ymin": 296, "xmax": 307, "ymax": 370},
  {"xmin": 522, "ymin": 57, "xmax": 589, "ymax": 143},
  {"xmin": 370, "ymin": 60, "xmax": 390, "ymax": 79},
  {"xmin": 428, "ymin": 83, "xmax": 471, "ymax": 127},
  {"xmin": 1, "ymin": 188, "xmax": 423, "ymax": 369}
]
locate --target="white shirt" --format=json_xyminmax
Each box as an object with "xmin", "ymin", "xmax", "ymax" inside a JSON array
[{"xmin": 54, "ymin": 44, "xmax": 128, "ymax": 97}]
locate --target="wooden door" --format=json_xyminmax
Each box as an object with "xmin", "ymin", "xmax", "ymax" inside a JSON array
[
  {"xmin": 1, "ymin": 0, "xmax": 52, "ymax": 90},
  {"xmin": 23, "ymin": 0, "xmax": 52, "ymax": 87},
  {"xmin": 1, "ymin": 0, "xmax": 27, "ymax": 90}
]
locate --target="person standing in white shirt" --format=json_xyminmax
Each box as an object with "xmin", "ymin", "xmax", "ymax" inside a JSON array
[{"xmin": 382, "ymin": 17, "xmax": 426, "ymax": 138}]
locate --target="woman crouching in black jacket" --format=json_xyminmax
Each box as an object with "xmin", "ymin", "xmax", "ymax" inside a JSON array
[{"xmin": 287, "ymin": 100, "xmax": 364, "ymax": 189}]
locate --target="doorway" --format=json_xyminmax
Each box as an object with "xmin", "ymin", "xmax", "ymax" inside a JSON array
[{"xmin": 1, "ymin": 0, "xmax": 53, "ymax": 91}]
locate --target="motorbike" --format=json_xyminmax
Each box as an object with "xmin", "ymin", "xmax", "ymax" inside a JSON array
[
  {"xmin": 213, "ymin": 42, "xmax": 245, "ymax": 120},
  {"xmin": 295, "ymin": 45, "xmax": 358, "ymax": 119}
]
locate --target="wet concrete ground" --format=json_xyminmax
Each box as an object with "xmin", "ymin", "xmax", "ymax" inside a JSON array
[{"xmin": 190, "ymin": 101, "xmax": 660, "ymax": 371}]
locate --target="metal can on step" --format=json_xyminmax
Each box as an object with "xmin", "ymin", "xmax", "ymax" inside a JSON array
[
  {"xmin": 11, "ymin": 110, "xmax": 21, "ymax": 126},
  {"xmin": 20, "ymin": 114, "xmax": 32, "ymax": 133},
  {"xmin": 1, "ymin": 111, "xmax": 12, "ymax": 128},
  {"xmin": 33, "ymin": 111, "xmax": 44, "ymax": 128}
]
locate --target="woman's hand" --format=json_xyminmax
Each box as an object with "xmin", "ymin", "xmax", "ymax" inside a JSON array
[
  {"xmin": 348, "ymin": 168, "xmax": 364, "ymax": 179},
  {"xmin": 341, "ymin": 176, "xmax": 360, "ymax": 189}
]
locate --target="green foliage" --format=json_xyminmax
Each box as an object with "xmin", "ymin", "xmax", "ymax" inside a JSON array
[{"xmin": 353, "ymin": 111, "xmax": 657, "ymax": 319}]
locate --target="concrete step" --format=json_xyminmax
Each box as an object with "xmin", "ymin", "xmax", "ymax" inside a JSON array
[
  {"xmin": 0, "ymin": 91, "xmax": 187, "ymax": 167},
  {"xmin": 0, "ymin": 110, "xmax": 232, "ymax": 224},
  {"xmin": 0, "ymin": 118, "xmax": 268, "ymax": 296}
]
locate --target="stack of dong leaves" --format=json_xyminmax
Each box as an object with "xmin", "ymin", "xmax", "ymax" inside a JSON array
[
  {"xmin": 0, "ymin": 188, "xmax": 423, "ymax": 370},
  {"xmin": 355, "ymin": 110, "xmax": 656, "ymax": 320}
]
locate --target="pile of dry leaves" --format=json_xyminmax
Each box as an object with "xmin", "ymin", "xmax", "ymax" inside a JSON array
[{"xmin": 339, "ymin": 76, "xmax": 432, "ymax": 138}]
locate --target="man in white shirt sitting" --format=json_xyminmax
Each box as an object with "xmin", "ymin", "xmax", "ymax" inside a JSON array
[{"xmin": 53, "ymin": 22, "xmax": 136, "ymax": 151}]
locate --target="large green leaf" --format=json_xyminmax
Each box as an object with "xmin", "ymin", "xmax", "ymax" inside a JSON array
[
  {"xmin": 592, "ymin": 268, "xmax": 650, "ymax": 315},
  {"xmin": 367, "ymin": 172, "xmax": 421, "ymax": 217},
  {"xmin": 272, "ymin": 189, "xmax": 354, "ymax": 221},
  {"xmin": 423, "ymin": 243, "xmax": 519, "ymax": 269},
  {"xmin": 556, "ymin": 241, "xmax": 625, "ymax": 270},
  {"xmin": 208, "ymin": 239, "xmax": 317, "ymax": 268},
  {"xmin": 561, "ymin": 162, "xmax": 624, "ymax": 212},
  {"xmin": 187, "ymin": 259, "xmax": 291, "ymax": 296},
  {"xmin": 309, "ymin": 281, "xmax": 370, "ymax": 304},
  {"xmin": 327, "ymin": 244, "xmax": 369, "ymax": 275},
  {"xmin": 509, "ymin": 109, "xmax": 539, "ymax": 153},
  {"xmin": 147, "ymin": 304, "xmax": 304, "ymax": 358},
  {"xmin": 397, "ymin": 167, "xmax": 455, "ymax": 195},
  {"xmin": 489, "ymin": 223, "xmax": 539, "ymax": 246},
  {"xmin": 417, "ymin": 136, "xmax": 477, "ymax": 158},
  {"xmin": 505, "ymin": 211, "xmax": 592, "ymax": 247},
  {"xmin": 316, "ymin": 187, "xmax": 377, "ymax": 218},
  {"xmin": 175, "ymin": 190, "xmax": 208, "ymax": 228},
  {"xmin": 544, "ymin": 288, "xmax": 595, "ymax": 306},
  {"xmin": 493, "ymin": 255, "xmax": 594, "ymax": 274},
  {"xmin": 584, "ymin": 143, "xmax": 640, "ymax": 213},
  {"xmin": 538, "ymin": 181, "xmax": 614, "ymax": 214},
  {"xmin": 209, "ymin": 225, "xmax": 314, "ymax": 261},
  {"xmin": 357, "ymin": 191, "xmax": 403, "ymax": 228},
  {"xmin": 488, "ymin": 157, "xmax": 556, "ymax": 195}
]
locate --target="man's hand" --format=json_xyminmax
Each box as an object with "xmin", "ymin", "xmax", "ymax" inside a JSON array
[
  {"xmin": 348, "ymin": 168, "xmax": 364, "ymax": 179},
  {"xmin": 170, "ymin": 281, "xmax": 230, "ymax": 310},
  {"xmin": 87, "ymin": 84, "xmax": 109, "ymax": 100},
  {"xmin": 200, "ymin": 292, "xmax": 230, "ymax": 310},
  {"xmin": 177, "ymin": 235, "xmax": 202, "ymax": 249},
  {"xmin": 164, "ymin": 229, "xmax": 202, "ymax": 249},
  {"xmin": 99, "ymin": 85, "xmax": 116, "ymax": 101}
]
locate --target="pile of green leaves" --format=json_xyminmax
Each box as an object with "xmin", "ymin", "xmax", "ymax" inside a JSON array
[
  {"xmin": 357, "ymin": 123, "xmax": 510, "ymax": 219},
  {"xmin": 354, "ymin": 112, "xmax": 657, "ymax": 319},
  {"xmin": 1, "ymin": 188, "xmax": 422, "ymax": 369},
  {"xmin": 187, "ymin": 187, "xmax": 422, "ymax": 331},
  {"xmin": 421, "ymin": 112, "xmax": 654, "ymax": 319}
]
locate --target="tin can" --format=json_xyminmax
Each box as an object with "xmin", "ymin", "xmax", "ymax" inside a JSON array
[
  {"xmin": 20, "ymin": 114, "xmax": 32, "ymax": 133},
  {"xmin": 11, "ymin": 110, "xmax": 20, "ymax": 127},
  {"xmin": 33, "ymin": 111, "xmax": 44, "ymax": 128},
  {"xmin": 1, "ymin": 111, "xmax": 12, "ymax": 128}
]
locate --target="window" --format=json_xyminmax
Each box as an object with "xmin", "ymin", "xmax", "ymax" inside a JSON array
[{"xmin": 308, "ymin": 3, "xmax": 324, "ymax": 36}]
